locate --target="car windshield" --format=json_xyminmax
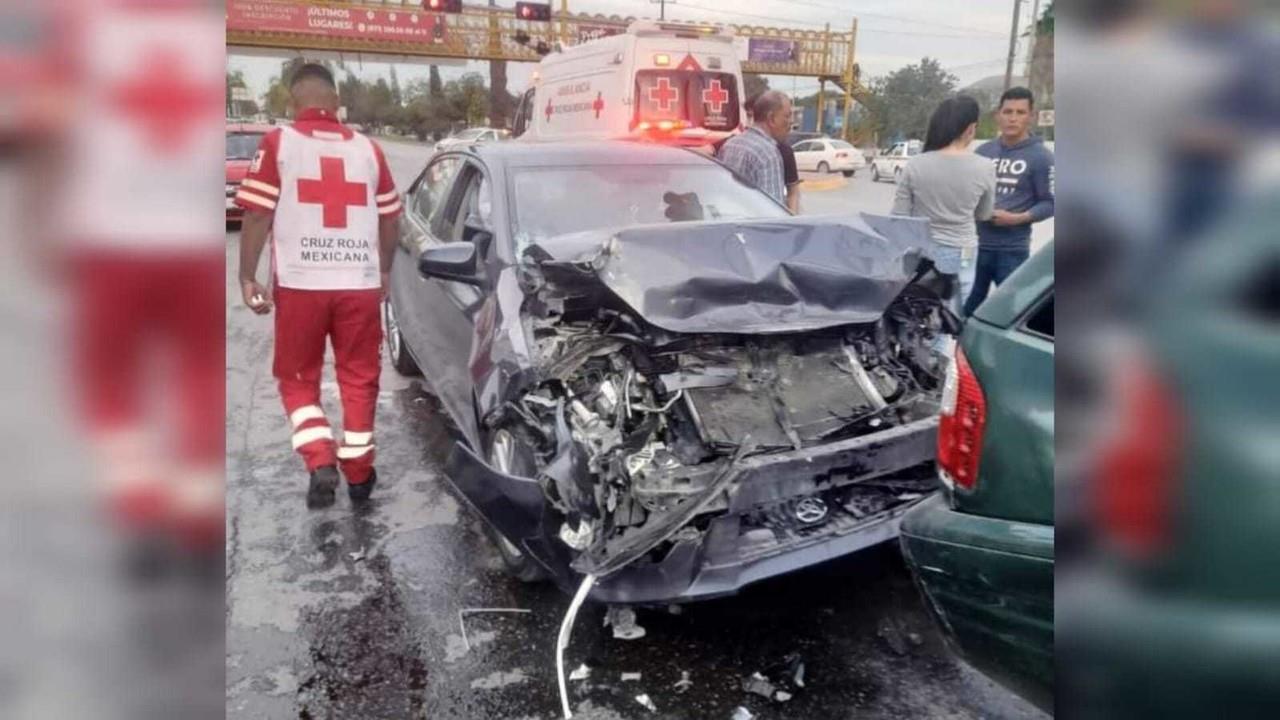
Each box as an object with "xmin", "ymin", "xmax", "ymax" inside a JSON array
[
  {"xmin": 226, "ymin": 133, "xmax": 262, "ymax": 160},
  {"xmin": 510, "ymin": 163, "xmax": 788, "ymax": 257},
  {"xmin": 453, "ymin": 128, "xmax": 486, "ymax": 140}
]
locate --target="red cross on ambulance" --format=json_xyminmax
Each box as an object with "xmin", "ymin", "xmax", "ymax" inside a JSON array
[
  {"xmin": 702, "ymin": 79, "xmax": 730, "ymax": 114},
  {"xmin": 648, "ymin": 77, "xmax": 679, "ymax": 112}
]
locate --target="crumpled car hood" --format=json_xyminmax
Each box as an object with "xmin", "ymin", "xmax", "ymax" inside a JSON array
[{"xmin": 531, "ymin": 213, "xmax": 932, "ymax": 334}]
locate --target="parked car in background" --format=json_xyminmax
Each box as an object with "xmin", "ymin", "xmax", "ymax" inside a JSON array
[
  {"xmin": 784, "ymin": 130, "xmax": 822, "ymax": 148},
  {"xmin": 870, "ymin": 139, "xmax": 922, "ymax": 183},
  {"xmin": 900, "ymin": 241, "xmax": 1054, "ymax": 713},
  {"xmin": 792, "ymin": 137, "xmax": 866, "ymax": 176},
  {"xmin": 225, "ymin": 122, "xmax": 272, "ymax": 223},
  {"xmin": 434, "ymin": 127, "xmax": 509, "ymax": 153}
]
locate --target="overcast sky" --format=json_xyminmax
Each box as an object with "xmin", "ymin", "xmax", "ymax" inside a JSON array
[{"xmin": 227, "ymin": 0, "xmax": 1036, "ymax": 102}]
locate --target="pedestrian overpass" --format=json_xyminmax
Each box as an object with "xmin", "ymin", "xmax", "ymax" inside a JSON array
[{"xmin": 226, "ymin": 0, "xmax": 869, "ymax": 135}]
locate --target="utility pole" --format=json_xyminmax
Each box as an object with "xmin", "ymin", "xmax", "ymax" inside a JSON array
[
  {"xmin": 1024, "ymin": 0, "xmax": 1041, "ymax": 80},
  {"xmin": 1003, "ymin": 0, "xmax": 1022, "ymax": 91},
  {"xmin": 650, "ymin": 0, "xmax": 672, "ymax": 21}
]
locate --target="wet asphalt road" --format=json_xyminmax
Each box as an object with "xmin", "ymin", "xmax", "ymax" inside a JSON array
[{"xmin": 225, "ymin": 138, "xmax": 1049, "ymax": 720}]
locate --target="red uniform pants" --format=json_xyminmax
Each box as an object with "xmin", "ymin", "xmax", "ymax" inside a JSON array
[
  {"xmin": 273, "ymin": 286, "xmax": 382, "ymax": 484},
  {"xmin": 74, "ymin": 251, "xmax": 224, "ymax": 535}
]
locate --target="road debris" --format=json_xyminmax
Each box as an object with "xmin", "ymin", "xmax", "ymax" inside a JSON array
[
  {"xmin": 743, "ymin": 653, "xmax": 806, "ymax": 702},
  {"xmin": 458, "ymin": 607, "xmax": 532, "ymax": 652},
  {"xmin": 878, "ymin": 622, "xmax": 910, "ymax": 655},
  {"xmin": 604, "ymin": 605, "xmax": 647, "ymax": 640},
  {"xmin": 635, "ymin": 694, "xmax": 657, "ymax": 712},
  {"xmin": 621, "ymin": 672, "xmax": 642, "ymax": 682},
  {"xmin": 742, "ymin": 672, "xmax": 776, "ymax": 700},
  {"xmin": 731, "ymin": 707, "xmax": 755, "ymax": 720},
  {"xmin": 557, "ymin": 574, "xmax": 597, "ymax": 719},
  {"xmin": 470, "ymin": 669, "xmax": 530, "ymax": 690},
  {"xmin": 673, "ymin": 670, "xmax": 693, "ymax": 693},
  {"xmin": 569, "ymin": 664, "xmax": 591, "ymax": 682}
]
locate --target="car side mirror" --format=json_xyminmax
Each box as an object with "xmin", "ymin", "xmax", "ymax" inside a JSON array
[{"xmin": 418, "ymin": 241, "xmax": 482, "ymax": 285}]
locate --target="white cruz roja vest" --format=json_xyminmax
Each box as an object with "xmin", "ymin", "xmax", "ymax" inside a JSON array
[{"xmin": 271, "ymin": 126, "xmax": 383, "ymax": 290}]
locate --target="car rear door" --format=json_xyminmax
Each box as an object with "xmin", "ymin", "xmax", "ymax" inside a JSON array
[{"xmin": 792, "ymin": 140, "xmax": 816, "ymax": 171}]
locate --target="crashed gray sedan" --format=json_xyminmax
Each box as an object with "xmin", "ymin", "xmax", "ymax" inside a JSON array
[{"xmin": 387, "ymin": 141, "xmax": 957, "ymax": 603}]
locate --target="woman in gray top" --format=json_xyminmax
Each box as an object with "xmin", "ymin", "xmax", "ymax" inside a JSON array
[{"xmin": 891, "ymin": 95, "xmax": 996, "ymax": 314}]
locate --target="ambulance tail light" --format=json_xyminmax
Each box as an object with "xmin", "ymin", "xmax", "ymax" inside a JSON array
[{"xmin": 637, "ymin": 119, "xmax": 689, "ymax": 133}]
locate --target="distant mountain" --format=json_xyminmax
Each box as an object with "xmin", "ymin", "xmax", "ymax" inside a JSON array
[{"xmin": 961, "ymin": 74, "xmax": 1030, "ymax": 109}]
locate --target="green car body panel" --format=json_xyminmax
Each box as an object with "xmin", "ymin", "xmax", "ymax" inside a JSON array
[{"xmin": 901, "ymin": 241, "xmax": 1055, "ymax": 713}]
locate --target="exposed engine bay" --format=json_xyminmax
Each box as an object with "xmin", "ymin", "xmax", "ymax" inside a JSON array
[{"xmin": 486, "ymin": 281, "xmax": 955, "ymax": 579}]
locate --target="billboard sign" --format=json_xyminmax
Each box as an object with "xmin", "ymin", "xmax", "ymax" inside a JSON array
[
  {"xmin": 226, "ymin": 0, "xmax": 444, "ymax": 43},
  {"xmin": 747, "ymin": 38, "xmax": 796, "ymax": 63}
]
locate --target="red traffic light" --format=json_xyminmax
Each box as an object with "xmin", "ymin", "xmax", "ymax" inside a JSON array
[
  {"xmin": 515, "ymin": 2, "xmax": 551, "ymax": 22},
  {"xmin": 424, "ymin": 0, "xmax": 462, "ymax": 12}
]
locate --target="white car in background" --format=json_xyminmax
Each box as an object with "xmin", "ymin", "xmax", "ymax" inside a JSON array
[
  {"xmin": 434, "ymin": 127, "xmax": 509, "ymax": 153},
  {"xmin": 870, "ymin": 140, "xmax": 922, "ymax": 183},
  {"xmin": 792, "ymin": 137, "xmax": 866, "ymax": 176}
]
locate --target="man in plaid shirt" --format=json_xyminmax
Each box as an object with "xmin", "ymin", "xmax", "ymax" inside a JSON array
[{"xmin": 716, "ymin": 90, "xmax": 793, "ymax": 205}]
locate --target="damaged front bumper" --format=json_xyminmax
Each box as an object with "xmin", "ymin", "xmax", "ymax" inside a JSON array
[{"xmin": 446, "ymin": 416, "xmax": 939, "ymax": 604}]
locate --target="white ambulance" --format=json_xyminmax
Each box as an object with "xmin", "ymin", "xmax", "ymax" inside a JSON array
[{"xmin": 512, "ymin": 20, "xmax": 745, "ymax": 146}]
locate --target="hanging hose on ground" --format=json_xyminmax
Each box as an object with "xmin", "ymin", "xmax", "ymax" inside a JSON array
[{"xmin": 556, "ymin": 574, "xmax": 597, "ymax": 719}]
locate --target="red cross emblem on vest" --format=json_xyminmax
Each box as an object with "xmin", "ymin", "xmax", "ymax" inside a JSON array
[
  {"xmin": 593, "ymin": 92, "xmax": 605, "ymax": 119},
  {"xmin": 111, "ymin": 47, "xmax": 221, "ymax": 155},
  {"xmin": 702, "ymin": 79, "xmax": 730, "ymax": 114},
  {"xmin": 297, "ymin": 157, "xmax": 368, "ymax": 229},
  {"xmin": 545, "ymin": 97, "xmax": 555, "ymax": 123},
  {"xmin": 648, "ymin": 77, "xmax": 678, "ymax": 112}
]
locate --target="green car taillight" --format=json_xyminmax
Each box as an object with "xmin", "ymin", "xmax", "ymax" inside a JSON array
[{"xmin": 937, "ymin": 347, "xmax": 987, "ymax": 492}]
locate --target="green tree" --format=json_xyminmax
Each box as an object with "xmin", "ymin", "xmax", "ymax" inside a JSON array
[
  {"xmin": 261, "ymin": 58, "xmax": 333, "ymax": 120},
  {"xmin": 862, "ymin": 57, "xmax": 958, "ymax": 143},
  {"xmin": 743, "ymin": 73, "xmax": 769, "ymax": 104},
  {"xmin": 389, "ymin": 65, "xmax": 404, "ymax": 108},
  {"xmin": 446, "ymin": 73, "xmax": 490, "ymax": 129}
]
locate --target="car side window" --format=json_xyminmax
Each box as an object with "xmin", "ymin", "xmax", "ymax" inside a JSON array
[
  {"xmin": 1023, "ymin": 294, "xmax": 1054, "ymax": 340},
  {"xmin": 449, "ymin": 165, "xmax": 493, "ymax": 245},
  {"xmin": 412, "ymin": 156, "xmax": 462, "ymax": 230}
]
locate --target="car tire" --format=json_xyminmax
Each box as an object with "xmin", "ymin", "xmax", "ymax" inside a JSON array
[
  {"xmin": 384, "ymin": 299, "xmax": 420, "ymax": 376},
  {"xmin": 484, "ymin": 428, "xmax": 550, "ymax": 583},
  {"xmin": 871, "ymin": 165, "xmax": 881, "ymax": 182},
  {"xmin": 817, "ymin": 161, "xmax": 830, "ymax": 174},
  {"xmin": 842, "ymin": 170, "xmax": 855, "ymax": 177}
]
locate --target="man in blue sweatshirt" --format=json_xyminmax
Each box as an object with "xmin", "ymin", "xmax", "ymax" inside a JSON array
[{"xmin": 964, "ymin": 87, "xmax": 1055, "ymax": 316}]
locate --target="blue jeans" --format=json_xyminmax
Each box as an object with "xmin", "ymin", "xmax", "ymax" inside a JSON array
[
  {"xmin": 927, "ymin": 244, "xmax": 976, "ymax": 318},
  {"xmin": 964, "ymin": 246, "xmax": 1030, "ymax": 316}
]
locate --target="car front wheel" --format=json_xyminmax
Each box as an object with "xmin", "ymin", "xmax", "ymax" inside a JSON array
[
  {"xmin": 817, "ymin": 161, "xmax": 830, "ymax": 174},
  {"xmin": 384, "ymin": 299, "xmax": 420, "ymax": 376},
  {"xmin": 872, "ymin": 164, "xmax": 881, "ymax": 182}
]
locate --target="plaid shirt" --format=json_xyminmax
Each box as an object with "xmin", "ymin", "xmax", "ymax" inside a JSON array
[{"xmin": 716, "ymin": 126, "xmax": 786, "ymax": 204}]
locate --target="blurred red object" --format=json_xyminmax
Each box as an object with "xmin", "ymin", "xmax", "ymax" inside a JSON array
[{"xmin": 1093, "ymin": 353, "xmax": 1183, "ymax": 559}]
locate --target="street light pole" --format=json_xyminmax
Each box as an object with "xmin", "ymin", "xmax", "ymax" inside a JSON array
[{"xmin": 1003, "ymin": 0, "xmax": 1023, "ymax": 91}]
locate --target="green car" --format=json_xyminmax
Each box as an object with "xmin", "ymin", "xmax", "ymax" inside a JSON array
[{"xmin": 899, "ymin": 241, "xmax": 1055, "ymax": 713}]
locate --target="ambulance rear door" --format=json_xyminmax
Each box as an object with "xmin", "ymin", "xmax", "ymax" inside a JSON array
[{"xmin": 628, "ymin": 29, "xmax": 743, "ymax": 142}]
